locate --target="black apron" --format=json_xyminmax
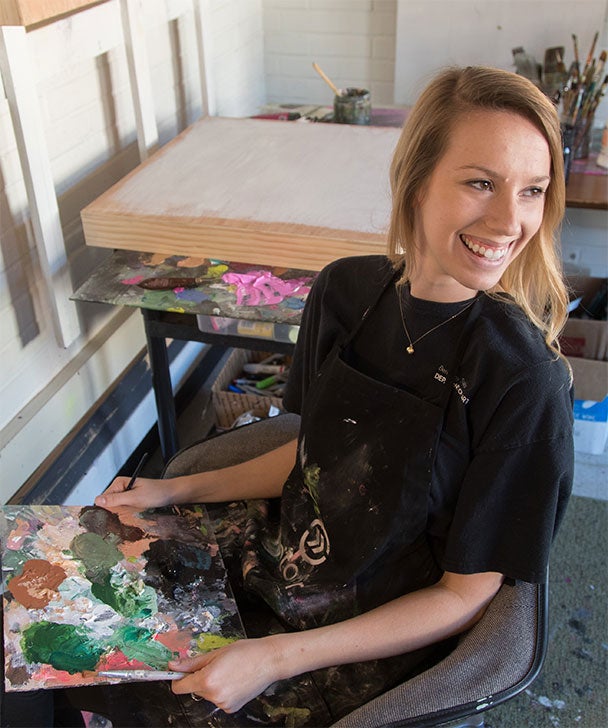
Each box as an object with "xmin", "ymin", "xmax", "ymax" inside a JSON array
[{"xmin": 244, "ymin": 273, "xmax": 481, "ymax": 631}]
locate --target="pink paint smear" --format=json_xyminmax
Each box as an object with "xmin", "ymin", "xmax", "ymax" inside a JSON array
[{"xmin": 222, "ymin": 271, "xmax": 312, "ymax": 307}]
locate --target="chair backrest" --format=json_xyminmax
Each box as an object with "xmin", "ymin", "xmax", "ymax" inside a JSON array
[{"xmin": 162, "ymin": 413, "xmax": 301, "ymax": 478}]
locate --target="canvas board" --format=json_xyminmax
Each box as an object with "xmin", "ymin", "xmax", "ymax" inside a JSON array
[
  {"xmin": 1, "ymin": 504, "xmax": 243, "ymax": 691},
  {"xmin": 80, "ymin": 116, "xmax": 401, "ymax": 271}
]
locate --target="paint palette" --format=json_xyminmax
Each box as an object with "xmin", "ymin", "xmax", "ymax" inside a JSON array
[
  {"xmin": 71, "ymin": 249, "xmax": 314, "ymax": 324},
  {"xmin": 0, "ymin": 504, "xmax": 244, "ymax": 691}
]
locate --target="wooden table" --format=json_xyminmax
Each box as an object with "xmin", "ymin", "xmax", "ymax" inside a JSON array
[
  {"xmin": 566, "ymin": 154, "xmax": 608, "ymax": 210},
  {"xmin": 565, "ymin": 170, "xmax": 608, "ymax": 210}
]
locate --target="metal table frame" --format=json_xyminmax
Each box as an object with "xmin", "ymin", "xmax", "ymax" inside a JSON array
[{"xmin": 142, "ymin": 308, "xmax": 295, "ymax": 461}]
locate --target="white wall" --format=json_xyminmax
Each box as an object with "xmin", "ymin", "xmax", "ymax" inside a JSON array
[
  {"xmin": 394, "ymin": 0, "xmax": 608, "ymax": 126},
  {"xmin": 202, "ymin": 0, "xmax": 266, "ymax": 117},
  {"xmin": 263, "ymin": 0, "xmax": 397, "ymax": 106},
  {"xmin": 0, "ymin": 0, "xmax": 265, "ymax": 503}
]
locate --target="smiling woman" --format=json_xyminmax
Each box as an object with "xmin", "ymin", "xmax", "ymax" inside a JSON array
[
  {"xmin": 62, "ymin": 66, "xmax": 574, "ymax": 728},
  {"xmin": 388, "ymin": 65, "xmax": 568, "ymax": 351}
]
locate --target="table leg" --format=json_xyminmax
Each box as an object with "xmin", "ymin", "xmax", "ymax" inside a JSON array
[{"xmin": 142, "ymin": 309, "xmax": 179, "ymax": 460}]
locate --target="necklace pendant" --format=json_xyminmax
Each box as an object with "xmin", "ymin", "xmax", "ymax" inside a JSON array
[{"xmin": 406, "ymin": 344, "xmax": 414, "ymax": 355}]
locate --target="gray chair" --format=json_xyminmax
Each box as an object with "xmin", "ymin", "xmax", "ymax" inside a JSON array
[{"xmin": 162, "ymin": 414, "xmax": 547, "ymax": 728}]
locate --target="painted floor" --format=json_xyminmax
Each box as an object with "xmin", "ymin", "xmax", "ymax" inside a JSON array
[{"xmin": 486, "ymin": 495, "xmax": 607, "ymax": 728}]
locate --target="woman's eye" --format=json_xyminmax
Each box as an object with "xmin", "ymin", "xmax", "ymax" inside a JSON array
[
  {"xmin": 523, "ymin": 186, "xmax": 546, "ymax": 197},
  {"xmin": 469, "ymin": 179, "xmax": 493, "ymax": 191}
]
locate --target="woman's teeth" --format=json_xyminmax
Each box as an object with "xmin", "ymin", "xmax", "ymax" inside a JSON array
[{"xmin": 461, "ymin": 235, "xmax": 507, "ymax": 261}]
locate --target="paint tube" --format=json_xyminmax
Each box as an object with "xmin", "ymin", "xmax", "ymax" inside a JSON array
[{"xmin": 242, "ymin": 363, "xmax": 286, "ymax": 375}]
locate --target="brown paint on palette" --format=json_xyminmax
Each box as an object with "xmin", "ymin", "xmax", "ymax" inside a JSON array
[
  {"xmin": 8, "ymin": 559, "xmax": 67, "ymax": 609},
  {"xmin": 146, "ymin": 253, "xmax": 170, "ymax": 266}
]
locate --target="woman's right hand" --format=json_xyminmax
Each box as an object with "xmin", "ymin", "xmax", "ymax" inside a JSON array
[{"xmin": 94, "ymin": 476, "xmax": 175, "ymax": 511}]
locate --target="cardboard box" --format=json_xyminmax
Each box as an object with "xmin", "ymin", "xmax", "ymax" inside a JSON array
[
  {"xmin": 561, "ymin": 278, "xmax": 608, "ymax": 454},
  {"xmin": 567, "ymin": 355, "xmax": 608, "ymax": 454},
  {"xmin": 212, "ymin": 350, "xmax": 286, "ymax": 430},
  {"xmin": 560, "ymin": 318, "xmax": 608, "ymax": 361}
]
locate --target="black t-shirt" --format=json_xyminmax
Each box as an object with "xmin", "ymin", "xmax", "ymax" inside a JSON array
[{"xmin": 284, "ymin": 256, "xmax": 574, "ymax": 583}]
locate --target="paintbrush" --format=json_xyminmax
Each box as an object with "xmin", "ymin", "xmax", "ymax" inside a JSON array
[
  {"xmin": 137, "ymin": 276, "xmax": 217, "ymax": 290},
  {"xmin": 312, "ymin": 62, "xmax": 343, "ymax": 96},
  {"xmin": 99, "ymin": 669, "xmax": 186, "ymax": 681},
  {"xmin": 593, "ymin": 50, "xmax": 607, "ymax": 84},
  {"xmin": 572, "ymin": 33, "xmax": 580, "ymax": 70},
  {"xmin": 583, "ymin": 31, "xmax": 599, "ymax": 77},
  {"xmin": 125, "ymin": 452, "xmax": 148, "ymax": 491}
]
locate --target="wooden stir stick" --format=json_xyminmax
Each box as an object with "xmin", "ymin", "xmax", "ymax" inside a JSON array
[{"xmin": 312, "ymin": 62, "xmax": 343, "ymax": 96}]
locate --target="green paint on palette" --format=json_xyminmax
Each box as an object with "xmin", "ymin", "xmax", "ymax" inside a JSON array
[
  {"xmin": 91, "ymin": 571, "xmax": 157, "ymax": 618},
  {"xmin": 21, "ymin": 621, "xmax": 103, "ymax": 674},
  {"xmin": 110, "ymin": 625, "xmax": 173, "ymax": 668},
  {"xmin": 70, "ymin": 532, "xmax": 122, "ymax": 583}
]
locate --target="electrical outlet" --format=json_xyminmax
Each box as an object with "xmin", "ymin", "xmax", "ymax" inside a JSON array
[{"xmin": 566, "ymin": 247, "xmax": 581, "ymax": 264}]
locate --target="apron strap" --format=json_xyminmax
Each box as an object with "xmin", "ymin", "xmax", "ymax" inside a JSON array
[
  {"xmin": 341, "ymin": 263, "xmax": 401, "ymax": 349},
  {"xmin": 338, "ymin": 257, "xmax": 483, "ymax": 413}
]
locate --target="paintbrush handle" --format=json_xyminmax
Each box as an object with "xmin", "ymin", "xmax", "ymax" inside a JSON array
[
  {"xmin": 312, "ymin": 62, "xmax": 341, "ymax": 96},
  {"xmin": 583, "ymin": 31, "xmax": 599, "ymax": 75},
  {"xmin": 99, "ymin": 670, "xmax": 187, "ymax": 681},
  {"xmin": 125, "ymin": 452, "xmax": 148, "ymax": 491},
  {"xmin": 138, "ymin": 276, "xmax": 213, "ymax": 290},
  {"xmin": 572, "ymin": 34, "xmax": 580, "ymax": 66}
]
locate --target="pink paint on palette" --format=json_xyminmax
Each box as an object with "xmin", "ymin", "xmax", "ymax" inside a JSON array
[{"xmin": 222, "ymin": 271, "xmax": 312, "ymax": 307}]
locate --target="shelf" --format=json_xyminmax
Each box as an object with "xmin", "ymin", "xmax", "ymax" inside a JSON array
[{"xmin": 0, "ymin": 0, "xmax": 107, "ymax": 28}]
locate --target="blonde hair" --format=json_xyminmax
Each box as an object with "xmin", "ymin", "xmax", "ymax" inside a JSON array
[{"xmin": 388, "ymin": 66, "xmax": 569, "ymax": 354}]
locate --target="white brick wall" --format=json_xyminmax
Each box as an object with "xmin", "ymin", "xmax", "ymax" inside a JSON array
[
  {"xmin": 263, "ymin": 0, "xmax": 396, "ymax": 106},
  {"xmin": 0, "ymin": 0, "xmax": 265, "ymax": 501},
  {"xmin": 201, "ymin": 0, "xmax": 266, "ymax": 117},
  {"xmin": 394, "ymin": 0, "xmax": 608, "ymax": 123}
]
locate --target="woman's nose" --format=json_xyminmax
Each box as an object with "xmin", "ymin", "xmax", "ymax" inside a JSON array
[{"xmin": 485, "ymin": 192, "xmax": 521, "ymax": 237}]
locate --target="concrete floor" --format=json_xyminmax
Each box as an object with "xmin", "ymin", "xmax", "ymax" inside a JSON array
[{"xmin": 486, "ymin": 493, "xmax": 607, "ymax": 728}]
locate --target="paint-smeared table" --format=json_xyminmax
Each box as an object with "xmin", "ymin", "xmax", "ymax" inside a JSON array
[{"xmin": 72, "ymin": 249, "xmax": 317, "ymax": 459}]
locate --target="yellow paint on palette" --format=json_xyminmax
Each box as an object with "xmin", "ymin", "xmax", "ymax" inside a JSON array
[
  {"xmin": 168, "ymin": 307, "xmax": 186, "ymax": 314},
  {"xmin": 207, "ymin": 264, "xmax": 229, "ymax": 278}
]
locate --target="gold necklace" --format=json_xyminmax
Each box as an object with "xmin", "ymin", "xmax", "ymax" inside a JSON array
[{"xmin": 396, "ymin": 285, "xmax": 477, "ymax": 355}]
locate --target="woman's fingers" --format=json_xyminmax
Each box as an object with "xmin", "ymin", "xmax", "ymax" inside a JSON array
[
  {"xmin": 169, "ymin": 640, "xmax": 280, "ymax": 714},
  {"xmin": 94, "ymin": 477, "xmax": 168, "ymax": 510}
]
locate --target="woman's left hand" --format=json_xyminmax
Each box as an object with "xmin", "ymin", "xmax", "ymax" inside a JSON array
[{"xmin": 169, "ymin": 636, "xmax": 283, "ymax": 714}]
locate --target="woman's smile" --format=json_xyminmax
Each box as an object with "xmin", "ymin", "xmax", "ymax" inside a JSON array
[{"xmin": 460, "ymin": 234, "xmax": 511, "ymax": 262}]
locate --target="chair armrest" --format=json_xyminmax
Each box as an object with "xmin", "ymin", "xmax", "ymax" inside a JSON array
[
  {"xmin": 333, "ymin": 578, "xmax": 547, "ymax": 728},
  {"xmin": 161, "ymin": 413, "xmax": 301, "ymax": 478}
]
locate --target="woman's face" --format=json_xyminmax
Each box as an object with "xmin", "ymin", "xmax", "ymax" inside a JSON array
[{"xmin": 411, "ymin": 109, "xmax": 551, "ymax": 301}]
